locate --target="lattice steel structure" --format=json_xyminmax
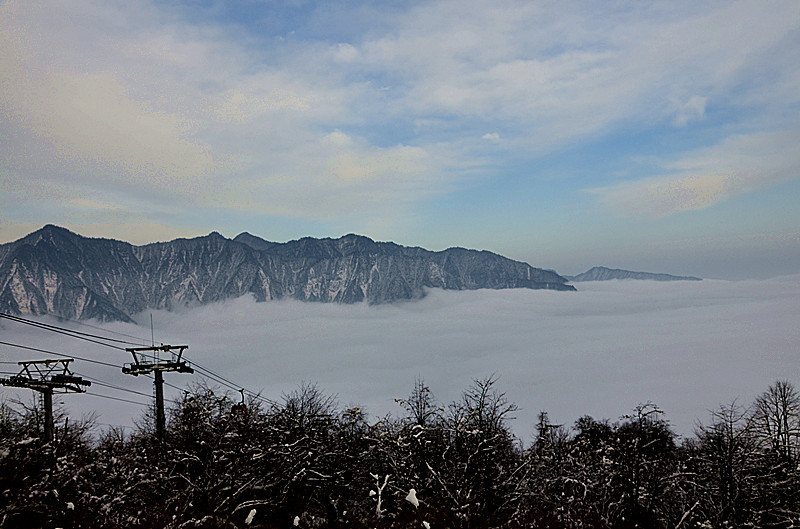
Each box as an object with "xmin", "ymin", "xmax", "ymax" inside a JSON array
[
  {"xmin": 122, "ymin": 344, "xmax": 193, "ymax": 439},
  {"xmin": 0, "ymin": 359, "xmax": 91, "ymax": 442}
]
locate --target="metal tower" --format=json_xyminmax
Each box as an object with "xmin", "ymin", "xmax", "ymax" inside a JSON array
[
  {"xmin": 122, "ymin": 344, "xmax": 193, "ymax": 439},
  {"xmin": 0, "ymin": 359, "xmax": 91, "ymax": 443}
]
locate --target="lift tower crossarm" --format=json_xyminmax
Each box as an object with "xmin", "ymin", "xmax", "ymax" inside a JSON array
[
  {"xmin": 0, "ymin": 359, "xmax": 91, "ymax": 443},
  {"xmin": 122, "ymin": 344, "xmax": 190, "ymax": 375},
  {"xmin": 0, "ymin": 359, "xmax": 91, "ymax": 392}
]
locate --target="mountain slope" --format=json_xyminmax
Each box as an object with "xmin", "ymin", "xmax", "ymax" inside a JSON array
[
  {"xmin": 567, "ymin": 266, "xmax": 702, "ymax": 282},
  {"xmin": 0, "ymin": 225, "xmax": 575, "ymax": 321}
]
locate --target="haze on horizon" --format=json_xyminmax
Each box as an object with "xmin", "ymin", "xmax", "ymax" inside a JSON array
[{"xmin": 1, "ymin": 1, "xmax": 799, "ymax": 280}]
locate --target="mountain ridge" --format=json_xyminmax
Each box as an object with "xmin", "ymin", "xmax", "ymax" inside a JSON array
[
  {"xmin": 567, "ymin": 266, "xmax": 702, "ymax": 282},
  {"xmin": 0, "ymin": 225, "xmax": 575, "ymax": 322}
]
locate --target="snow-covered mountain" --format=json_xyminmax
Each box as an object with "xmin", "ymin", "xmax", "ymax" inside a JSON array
[
  {"xmin": 566, "ymin": 266, "xmax": 702, "ymax": 282},
  {"xmin": 0, "ymin": 225, "xmax": 575, "ymax": 322}
]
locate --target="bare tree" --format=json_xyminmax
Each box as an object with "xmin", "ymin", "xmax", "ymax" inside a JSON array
[
  {"xmin": 751, "ymin": 380, "xmax": 800, "ymax": 461},
  {"xmin": 692, "ymin": 400, "xmax": 759, "ymax": 526},
  {"xmin": 396, "ymin": 377, "xmax": 441, "ymax": 427},
  {"xmin": 435, "ymin": 375, "xmax": 520, "ymax": 528}
]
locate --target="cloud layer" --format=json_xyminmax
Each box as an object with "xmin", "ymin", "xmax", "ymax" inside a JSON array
[{"xmin": 2, "ymin": 278, "xmax": 798, "ymax": 439}]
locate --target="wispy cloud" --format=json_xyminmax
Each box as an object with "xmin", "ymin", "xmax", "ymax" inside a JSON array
[
  {"xmin": 0, "ymin": 0, "xmax": 456, "ymax": 224},
  {"xmin": 350, "ymin": 1, "xmax": 798, "ymax": 147},
  {"xmin": 1, "ymin": 0, "xmax": 798, "ymax": 262},
  {"xmin": 671, "ymin": 95, "xmax": 707, "ymax": 127},
  {"xmin": 587, "ymin": 129, "xmax": 800, "ymax": 218}
]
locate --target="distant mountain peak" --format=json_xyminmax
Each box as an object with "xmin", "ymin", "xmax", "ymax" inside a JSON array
[
  {"xmin": 233, "ymin": 232, "xmax": 276, "ymax": 251},
  {"xmin": 13, "ymin": 225, "xmax": 86, "ymax": 255},
  {"xmin": 41, "ymin": 223, "xmax": 69, "ymax": 233},
  {"xmin": 22, "ymin": 223, "xmax": 75, "ymax": 241},
  {"xmin": 567, "ymin": 266, "xmax": 702, "ymax": 282}
]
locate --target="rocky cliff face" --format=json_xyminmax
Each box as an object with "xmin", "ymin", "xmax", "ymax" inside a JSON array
[
  {"xmin": 567, "ymin": 266, "xmax": 702, "ymax": 282},
  {"xmin": 0, "ymin": 225, "xmax": 575, "ymax": 322}
]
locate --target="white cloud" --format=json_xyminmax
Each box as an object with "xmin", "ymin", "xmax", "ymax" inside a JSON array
[
  {"xmin": 587, "ymin": 128, "xmax": 800, "ymax": 217},
  {"xmin": 672, "ymin": 95, "xmax": 707, "ymax": 127},
  {"xmin": 0, "ymin": 0, "xmax": 462, "ymax": 227},
  {"xmin": 199, "ymin": 126, "xmax": 456, "ymax": 222},
  {"xmin": 1, "ymin": 67, "xmax": 214, "ymax": 187},
  {"xmin": 354, "ymin": 0, "xmax": 800, "ymax": 149},
  {"xmin": 1, "ymin": 0, "xmax": 798, "ymax": 239},
  {"xmin": 588, "ymin": 172, "xmax": 739, "ymax": 218},
  {"xmin": 0, "ymin": 10, "xmax": 215, "ymax": 195},
  {"xmin": 333, "ymin": 43, "xmax": 360, "ymax": 63}
]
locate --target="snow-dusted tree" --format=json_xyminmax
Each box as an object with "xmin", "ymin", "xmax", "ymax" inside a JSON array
[
  {"xmin": 253, "ymin": 382, "xmax": 347, "ymax": 525},
  {"xmin": 365, "ymin": 379, "xmax": 449, "ymax": 526},
  {"xmin": 751, "ymin": 380, "xmax": 800, "ymax": 462},
  {"xmin": 4, "ymin": 375, "xmax": 800, "ymax": 528},
  {"xmin": 552, "ymin": 415, "xmax": 616, "ymax": 527},
  {"xmin": 744, "ymin": 381, "xmax": 800, "ymax": 527},
  {"xmin": 397, "ymin": 377, "xmax": 441, "ymax": 427},
  {"xmin": 686, "ymin": 401, "xmax": 761, "ymax": 527},
  {"xmin": 611, "ymin": 402, "xmax": 679, "ymax": 527},
  {"xmin": 165, "ymin": 385, "xmax": 260, "ymax": 525},
  {"xmin": 510, "ymin": 411, "xmax": 573, "ymax": 527},
  {"xmin": 392, "ymin": 378, "xmax": 447, "ymax": 488},
  {"xmin": 427, "ymin": 375, "xmax": 521, "ymax": 528},
  {"xmin": 0, "ymin": 400, "xmax": 98, "ymax": 528},
  {"xmin": 519, "ymin": 405, "xmax": 682, "ymax": 529}
]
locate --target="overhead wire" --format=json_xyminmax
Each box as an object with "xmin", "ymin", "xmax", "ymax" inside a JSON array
[
  {"xmin": 0, "ymin": 312, "xmax": 143, "ymax": 345},
  {"xmin": 2, "ymin": 311, "xmax": 280, "ymax": 409},
  {"xmin": 186, "ymin": 360, "xmax": 278, "ymax": 407},
  {"xmin": 2, "ymin": 313, "xmax": 211, "ymax": 397},
  {"xmin": 79, "ymin": 374, "xmax": 182, "ymax": 407},
  {"xmin": 0, "ymin": 342, "xmax": 184, "ymax": 406},
  {"xmin": 190, "ymin": 363, "xmax": 246, "ymax": 392},
  {"xmin": 59, "ymin": 368, "xmax": 183, "ymax": 408},
  {"xmin": 94, "ymin": 422, "xmax": 135, "ymax": 431},
  {"xmin": 81, "ymin": 392, "xmax": 150, "ymax": 406},
  {"xmin": 37, "ymin": 313, "xmax": 151, "ymax": 343},
  {"xmin": 73, "ymin": 375, "xmax": 153, "ymax": 399},
  {"xmin": 0, "ymin": 318, "xmax": 231, "ymax": 434},
  {"xmin": 2, "ymin": 342, "xmax": 271, "ymax": 409},
  {"xmin": 3, "ymin": 325, "xmax": 199, "ymax": 401},
  {"xmin": 0, "ymin": 313, "xmax": 132, "ymax": 351},
  {"xmin": 0, "ymin": 340, "xmax": 122, "ymax": 369}
]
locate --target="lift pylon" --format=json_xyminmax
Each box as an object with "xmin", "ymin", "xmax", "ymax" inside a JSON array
[
  {"xmin": 122, "ymin": 344, "xmax": 193, "ymax": 439},
  {"xmin": 0, "ymin": 359, "xmax": 91, "ymax": 443}
]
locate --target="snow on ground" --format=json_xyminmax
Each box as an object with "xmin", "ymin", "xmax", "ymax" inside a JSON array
[{"xmin": 1, "ymin": 275, "xmax": 798, "ymax": 439}]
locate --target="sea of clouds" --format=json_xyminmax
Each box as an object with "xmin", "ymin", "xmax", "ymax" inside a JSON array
[{"xmin": 2, "ymin": 276, "xmax": 798, "ymax": 441}]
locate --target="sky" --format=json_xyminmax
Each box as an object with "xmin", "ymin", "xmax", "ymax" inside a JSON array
[
  {"xmin": 1, "ymin": 0, "xmax": 800, "ymax": 279},
  {"xmin": 2, "ymin": 276, "xmax": 799, "ymax": 439}
]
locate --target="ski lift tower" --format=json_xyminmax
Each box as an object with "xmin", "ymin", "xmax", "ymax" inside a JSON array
[
  {"xmin": 122, "ymin": 344, "xmax": 193, "ymax": 439},
  {"xmin": 0, "ymin": 359, "xmax": 91, "ymax": 443}
]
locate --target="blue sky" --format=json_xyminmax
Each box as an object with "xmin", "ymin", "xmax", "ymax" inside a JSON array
[{"xmin": 1, "ymin": 0, "xmax": 799, "ymax": 278}]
